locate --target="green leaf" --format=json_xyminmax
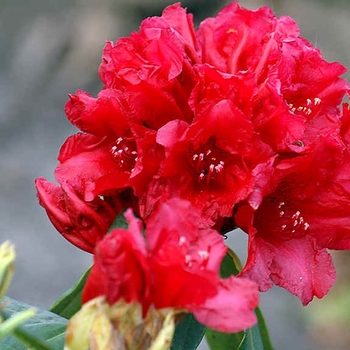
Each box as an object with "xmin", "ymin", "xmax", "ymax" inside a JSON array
[
  {"xmin": 206, "ymin": 307, "xmax": 274, "ymax": 350},
  {"xmin": 254, "ymin": 307, "xmax": 274, "ymax": 350},
  {"xmin": 0, "ymin": 297, "xmax": 68, "ymax": 350},
  {"xmin": 170, "ymin": 313, "xmax": 206, "ymax": 350},
  {"xmin": 0, "ymin": 308, "xmax": 36, "ymax": 341},
  {"xmin": 239, "ymin": 319, "xmax": 263, "ymax": 350},
  {"xmin": 206, "ymin": 328, "xmax": 245, "ymax": 350},
  {"xmin": 49, "ymin": 267, "xmax": 91, "ymax": 319},
  {"xmin": 220, "ymin": 249, "xmax": 241, "ymax": 278},
  {"xmin": 207, "ymin": 250, "xmax": 274, "ymax": 350},
  {"xmin": 109, "ymin": 210, "xmax": 128, "ymax": 230}
]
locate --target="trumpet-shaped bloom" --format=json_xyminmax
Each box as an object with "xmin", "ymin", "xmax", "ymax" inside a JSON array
[{"xmin": 83, "ymin": 199, "xmax": 259, "ymax": 333}]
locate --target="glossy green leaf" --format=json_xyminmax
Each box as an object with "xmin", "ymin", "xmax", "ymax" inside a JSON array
[
  {"xmin": 220, "ymin": 250, "xmax": 240, "ymax": 278},
  {"xmin": 0, "ymin": 308, "xmax": 36, "ymax": 341},
  {"xmin": 109, "ymin": 209, "xmax": 128, "ymax": 230},
  {"xmin": 254, "ymin": 307, "xmax": 274, "ymax": 350},
  {"xmin": 170, "ymin": 313, "xmax": 206, "ymax": 350},
  {"xmin": 239, "ymin": 319, "xmax": 263, "ymax": 350},
  {"xmin": 207, "ymin": 250, "xmax": 274, "ymax": 350},
  {"xmin": 0, "ymin": 297, "xmax": 67, "ymax": 350},
  {"xmin": 206, "ymin": 328, "xmax": 245, "ymax": 350},
  {"xmin": 50, "ymin": 267, "xmax": 91, "ymax": 319}
]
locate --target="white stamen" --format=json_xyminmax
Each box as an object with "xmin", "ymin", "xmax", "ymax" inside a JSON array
[
  {"xmin": 179, "ymin": 236, "xmax": 186, "ymax": 246},
  {"xmin": 215, "ymin": 164, "xmax": 224, "ymax": 172},
  {"xmin": 198, "ymin": 250, "xmax": 209, "ymax": 260},
  {"xmin": 292, "ymin": 211, "xmax": 300, "ymax": 219}
]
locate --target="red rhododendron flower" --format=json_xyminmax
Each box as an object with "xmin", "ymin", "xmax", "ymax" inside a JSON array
[
  {"xmin": 35, "ymin": 177, "xmax": 122, "ymax": 253},
  {"xmin": 36, "ymin": 1, "xmax": 350, "ymax": 308},
  {"xmin": 83, "ymin": 198, "xmax": 259, "ymax": 332},
  {"xmin": 235, "ymin": 105, "xmax": 350, "ymax": 305}
]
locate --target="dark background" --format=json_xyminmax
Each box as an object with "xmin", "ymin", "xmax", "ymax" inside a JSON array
[{"xmin": 2, "ymin": 1, "xmax": 350, "ymax": 349}]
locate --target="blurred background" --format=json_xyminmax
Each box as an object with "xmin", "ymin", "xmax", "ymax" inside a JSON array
[{"xmin": 1, "ymin": 0, "xmax": 350, "ymax": 349}]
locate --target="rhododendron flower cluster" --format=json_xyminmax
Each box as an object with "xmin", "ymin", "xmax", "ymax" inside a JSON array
[
  {"xmin": 36, "ymin": 1, "xmax": 350, "ymax": 332},
  {"xmin": 82, "ymin": 199, "xmax": 258, "ymax": 333}
]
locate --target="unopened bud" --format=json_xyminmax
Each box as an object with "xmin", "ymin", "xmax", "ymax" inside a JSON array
[
  {"xmin": 65, "ymin": 297, "xmax": 179, "ymax": 350},
  {"xmin": 0, "ymin": 241, "xmax": 15, "ymax": 301}
]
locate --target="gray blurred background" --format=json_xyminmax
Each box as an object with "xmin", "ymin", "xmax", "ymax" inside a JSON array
[{"xmin": 2, "ymin": 0, "xmax": 350, "ymax": 349}]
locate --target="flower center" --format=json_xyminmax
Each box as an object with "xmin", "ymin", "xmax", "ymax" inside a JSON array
[
  {"xmin": 190, "ymin": 142, "xmax": 226, "ymax": 185},
  {"xmin": 111, "ymin": 137, "xmax": 137, "ymax": 172},
  {"xmin": 278, "ymin": 202, "xmax": 310, "ymax": 234},
  {"xmin": 288, "ymin": 97, "xmax": 322, "ymax": 119}
]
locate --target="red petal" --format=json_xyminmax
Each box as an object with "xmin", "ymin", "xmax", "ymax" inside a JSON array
[
  {"xmin": 241, "ymin": 235, "xmax": 335, "ymax": 305},
  {"xmin": 192, "ymin": 276, "xmax": 258, "ymax": 332},
  {"xmin": 82, "ymin": 226, "xmax": 150, "ymax": 306}
]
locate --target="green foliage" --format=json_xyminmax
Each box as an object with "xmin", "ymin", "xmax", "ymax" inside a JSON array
[
  {"xmin": 50, "ymin": 267, "xmax": 91, "ymax": 319},
  {"xmin": 206, "ymin": 328, "xmax": 245, "ymax": 350},
  {"xmin": 171, "ymin": 313, "xmax": 206, "ymax": 350},
  {"xmin": 0, "ymin": 297, "xmax": 67, "ymax": 350},
  {"xmin": 0, "ymin": 308, "xmax": 36, "ymax": 342},
  {"xmin": 206, "ymin": 251, "xmax": 274, "ymax": 350},
  {"xmin": 109, "ymin": 210, "xmax": 129, "ymax": 230},
  {"xmin": 220, "ymin": 248, "xmax": 241, "ymax": 278}
]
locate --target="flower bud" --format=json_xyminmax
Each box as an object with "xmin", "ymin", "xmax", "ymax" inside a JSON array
[
  {"xmin": 0, "ymin": 241, "xmax": 15, "ymax": 301},
  {"xmin": 65, "ymin": 297, "xmax": 178, "ymax": 350}
]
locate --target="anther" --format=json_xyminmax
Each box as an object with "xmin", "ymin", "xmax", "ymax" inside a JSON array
[
  {"xmin": 179, "ymin": 236, "xmax": 186, "ymax": 246},
  {"xmin": 198, "ymin": 250, "xmax": 209, "ymax": 260}
]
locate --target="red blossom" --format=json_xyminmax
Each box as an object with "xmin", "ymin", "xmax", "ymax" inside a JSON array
[
  {"xmin": 35, "ymin": 178, "xmax": 121, "ymax": 253},
  {"xmin": 36, "ymin": 1, "xmax": 350, "ymax": 308},
  {"xmin": 235, "ymin": 108, "xmax": 350, "ymax": 304},
  {"xmin": 57, "ymin": 88, "xmax": 165, "ymax": 203},
  {"xmin": 83, "ymin": 198, "xmax": 259, "ymax": 333},
  {"xmin": 196, "ymin": 3, "xmax": 299, "ymax": 77}
]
